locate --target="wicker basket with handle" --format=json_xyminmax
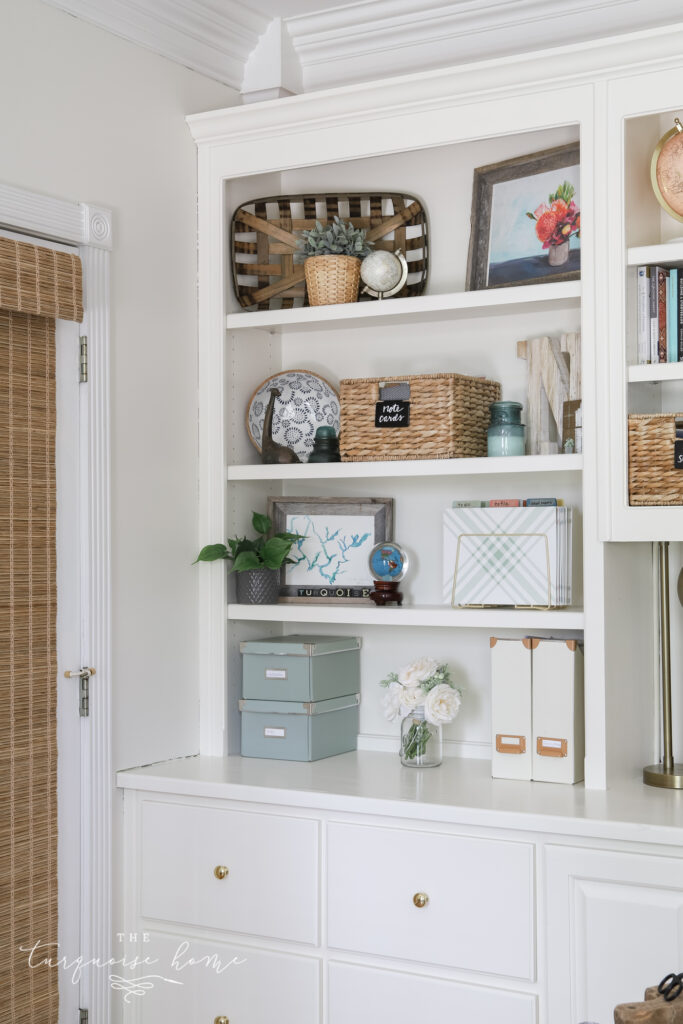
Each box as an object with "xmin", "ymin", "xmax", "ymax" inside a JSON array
[
  {"xmin": 629, "ymin": 413, "xmax": 683, "ymax": 505},
  {"xmin": 339, "ymin": 372, "xmax": 501, "ymax": 462}
]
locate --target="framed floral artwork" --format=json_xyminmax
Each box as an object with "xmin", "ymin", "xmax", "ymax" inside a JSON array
[
  {"xmin": 267, "ymin": 496, "xmax": 393, "ymax": 603},
  {"xmin": 466, "ymin": 142, "xmax": 580, "ymax": 290}
]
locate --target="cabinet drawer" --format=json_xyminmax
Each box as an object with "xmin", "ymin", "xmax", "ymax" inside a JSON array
[
  {"xmin": 140, "ymin": 801, "xmax": 319, "ymax": 944},
  {"xmin": 328, "ymin": 961, "xmax": 536, "ymax": 1024},
  {"xmin": 134, "ymin": 931, "xmax": 320, "ymax": 1024},
  {"xmin": 327, "ymin": 822, "xmax": 534, "ymax": 979}
]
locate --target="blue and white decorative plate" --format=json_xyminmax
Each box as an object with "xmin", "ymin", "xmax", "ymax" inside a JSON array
[{"xmin": 246, "ymin": 369, "xmax": 341, "ymax": 458}]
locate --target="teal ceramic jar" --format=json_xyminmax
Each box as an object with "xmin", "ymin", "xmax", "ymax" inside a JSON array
[{"xmin": 487, "ymin": 401, "xmax": 525, "ymax": 457}]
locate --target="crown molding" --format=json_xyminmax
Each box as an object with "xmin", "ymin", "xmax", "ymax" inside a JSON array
[
  {"xmin": 285, "ymin": 0, "xmax": 683, "ymax": 90},
  {"xmin": 187, "ymin": 20, "xmax": 683, "ymax": 153},
  {"xmin": 42, "ymin": 0, "xmax": 267, "ymax": 89}
]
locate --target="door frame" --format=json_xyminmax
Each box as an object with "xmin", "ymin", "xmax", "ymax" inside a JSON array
[{"xmin": 0, "ymin": 182, "xmax": 113, "ymax": 1024}]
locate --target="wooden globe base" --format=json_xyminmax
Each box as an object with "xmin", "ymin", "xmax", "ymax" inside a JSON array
[{"xmin": 369, "ymin": 581, "xmax": 403, "ymax": 606}]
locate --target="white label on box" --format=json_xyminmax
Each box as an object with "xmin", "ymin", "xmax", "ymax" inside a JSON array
[
  {"xmin": 264, "ymin": 727, "xmax": 286, "ymax": 738},
  {"xmin": 265, "ymin": 668, "xmax": 287, "ymax": 679}
]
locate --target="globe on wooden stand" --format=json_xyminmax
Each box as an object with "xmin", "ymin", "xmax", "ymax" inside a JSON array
[
  {"xmin": 651, "ymin": 117, "xmax": 683, "ymax": 226},
  {"xmin": 368, "ymin": 541, "xmax": 409, "ymax": 607}
]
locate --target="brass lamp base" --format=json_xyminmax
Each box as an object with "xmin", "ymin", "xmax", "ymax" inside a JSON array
[{"xmin": 643, "ymin": 764, "xmax": 683, "ymax": 789}]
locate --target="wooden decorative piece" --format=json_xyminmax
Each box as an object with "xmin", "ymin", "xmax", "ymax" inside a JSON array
[
  {"xmin": 517, "ymin": 332, "xmax": 581, "ymax": 455},
  {"xmin": 615, "ymin": 985, "xmax": 683, "ymax": 1023},
  {"xmin": 261, "ymin": 389, "xmax": 301, "ymax": 465},
  {"xmin": 231, "ymin": 193, "xmax": 428, "ymax": 310}
]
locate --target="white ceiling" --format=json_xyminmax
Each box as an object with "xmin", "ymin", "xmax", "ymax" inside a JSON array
[{"xmin": 251, "ymin": 0, "xmax": 351, "ymax": 16}]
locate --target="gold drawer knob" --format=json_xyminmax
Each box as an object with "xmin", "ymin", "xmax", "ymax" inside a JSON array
[
  {"xmin": 413, "ymin": 892, "xmax": 429, "ymax": 908},
  {"xmin": 214, "ymin": 1017, "xmax": 229, "ymax": 1024},
  {"xmin": 213, "ymin": 865, "xmax": 229, "ymax": 880}
]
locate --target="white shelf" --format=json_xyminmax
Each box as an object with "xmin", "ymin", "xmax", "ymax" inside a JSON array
[
  {"xmin": 227, "ymin": 603, "xmax": 584, "ymax": 630},
  {"xmin": 628, "ymin": 363, "xmax": 683, "ymax": 382},
  {"xmin": 225, "ymin": 280, "xmax": 581, "ymax": 333},
  {"xmin": 227, "ymin": 453, "xmax": 583, "ymax": 481},
  {"xmin": 627, "ymin": 240, "xmax": 683, "ymax": 267}
]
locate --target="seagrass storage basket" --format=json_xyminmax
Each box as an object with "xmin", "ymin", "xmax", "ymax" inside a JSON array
[
  {"xmin": 339, "ymin": 372, "xmax": 501, "ymax": 462},
  {"xmin": 628, "ymin": 413, "xmax": 683, "ymax": 505},
  {"xmin": 304, "ymin": 255, "xmax": 361, "ymax": 306}
]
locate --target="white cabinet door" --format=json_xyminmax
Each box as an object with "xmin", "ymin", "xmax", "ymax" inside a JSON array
[
  {"xmin": 546, "ymin": 844, "xmax": 683, "ymax": 1024},
  {"xmin": 328, "ymin": 961, "xmax": 537, "ymax": 1024},
  {"xmin": 140, "ymin": 800, "xmax": 319, "ymax": 944},
  {"xmin": 127, "ymin": 931, "xmax": 320, "ymax": 1024},
  {"xmin": 327, "ymin": 821, "xmax": 535, "ymax": 979}
]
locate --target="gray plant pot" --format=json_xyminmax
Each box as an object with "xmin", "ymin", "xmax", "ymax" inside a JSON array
[{"xmin": 235, "ymin": 567, "xmax": 280, "ymax": 604}]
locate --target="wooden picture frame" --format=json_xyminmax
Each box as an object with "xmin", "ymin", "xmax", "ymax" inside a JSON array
[
  {"xmin": 466, "ymin": 142, "xmax": 580, "ymax": 291},
  {"xmin": 267, "ymin": 496, "xmax": 393, "ymax": 603}
]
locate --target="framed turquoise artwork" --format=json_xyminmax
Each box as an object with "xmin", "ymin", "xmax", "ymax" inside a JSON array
[{"xmin": 267, "ymin": 496, "xmax": 393, "ymax": 603}]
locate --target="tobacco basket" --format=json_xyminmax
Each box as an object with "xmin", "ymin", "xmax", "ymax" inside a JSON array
[{"xmin": 231, "ymin": 193, "xmax": 428, "ymax": 311}]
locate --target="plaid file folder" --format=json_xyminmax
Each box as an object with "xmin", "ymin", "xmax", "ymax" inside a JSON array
[{"xmin": 443, "ymin": 506, "xmax": 572, "ymax": 608}]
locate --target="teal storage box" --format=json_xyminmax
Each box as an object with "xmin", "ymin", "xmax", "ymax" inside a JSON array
[
  {"xmin": 239, "ymin": 694, "xmax": 360, "ymax": 761},
  {"xmin": 240, "ymin": 634, "xmax": 361, "ymax": 702}
]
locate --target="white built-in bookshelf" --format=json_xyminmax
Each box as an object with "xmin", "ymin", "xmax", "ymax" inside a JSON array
[
  {"xmin": 186, "ymin": 45, "xmax": 683, "ymax": 796},
  {"xmin": 605, "ymin": 95, "xmax": 683, "ymax": 544}
]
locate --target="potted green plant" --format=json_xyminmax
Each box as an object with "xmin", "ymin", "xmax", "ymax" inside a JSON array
[
  {"xmin": 194, "ymin": 511, "xmax": 301, "ymax": 604},
  {"xmin": 296, "ymin": 215, "xmax": 373, "ymax": 306}
]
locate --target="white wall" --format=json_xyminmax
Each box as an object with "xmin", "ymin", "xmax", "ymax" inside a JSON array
[{"xmin": 0, "ymin": 0, "xmax": 237, "ymax": 771}]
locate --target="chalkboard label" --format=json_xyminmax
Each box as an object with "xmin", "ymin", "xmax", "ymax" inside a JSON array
[
  {"xmin": 375, "ymin": 400, "xmax": 410, "ymax": 428},
  {"xmin": 675, "ymin": 438, "xmax": 683, "ymax": 469}
]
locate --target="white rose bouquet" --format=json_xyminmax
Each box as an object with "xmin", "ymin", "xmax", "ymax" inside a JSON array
[{"xmin": 380, "ymin": 657, "xmax": 462, "ymax": 763}]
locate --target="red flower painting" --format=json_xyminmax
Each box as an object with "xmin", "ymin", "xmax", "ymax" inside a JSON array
[{"xmin": 527, "ymin": 182, "xmax": 580, "ymax": 250}]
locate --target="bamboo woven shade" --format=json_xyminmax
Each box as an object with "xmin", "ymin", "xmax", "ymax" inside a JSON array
[
  {"xmin": 0, "ymin": 310, "xmax": 59, "ymax": 1022},
  {"xmin": 0, "ymin": 236, "xmax": 83, "ymax": 322}
]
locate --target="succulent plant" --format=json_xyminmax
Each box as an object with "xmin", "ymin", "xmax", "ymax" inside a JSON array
[{"xmin": 296, "ymin": 216, "xmax": 373, "ymax": 260}]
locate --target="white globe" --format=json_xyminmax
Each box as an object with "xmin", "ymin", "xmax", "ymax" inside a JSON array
[{"xmin": 360, "ymin": 250, "xmax": 404, "ymax": 292}]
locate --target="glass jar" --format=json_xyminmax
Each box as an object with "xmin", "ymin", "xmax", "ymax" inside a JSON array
[
  {"xmin": 487, "ymin": 401, "xmax": 526, "ymax": 457},
  {"xmin": 400, "ymin": 706, "xmax": 443, "ymax": 767}
]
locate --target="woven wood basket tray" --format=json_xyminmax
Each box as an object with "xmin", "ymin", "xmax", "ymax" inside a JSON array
[
  {"xmin": 339, "ymin": 372, "xmax": 501, "ymax": 462},
  {"xmin": 629, "ymin": 413, "xmax": 683, "ymax": 505},
  {"xmin": 231, "ymin": 193, "xmax": 428, "ymax": 311}
]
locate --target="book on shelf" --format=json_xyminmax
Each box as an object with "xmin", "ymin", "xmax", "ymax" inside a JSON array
[
  {"xmin": 636, "ymin": 263, "xmax": 683, "ymax": 364},
  {"xmin": 637, "ymin": 265, "xmax": 650, "ymax": 364},
  {"xmin": 451, "ymin": 498, "xmax": 561, "ymax": 508},
  {"xmin": 657, "ymin": 266, "xmax": 668, "ymax": 364}
]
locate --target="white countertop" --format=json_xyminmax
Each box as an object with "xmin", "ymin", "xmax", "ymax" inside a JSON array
[{"xmin": 117, "ymin": 752, "xmax": 683, "ymax": 847}]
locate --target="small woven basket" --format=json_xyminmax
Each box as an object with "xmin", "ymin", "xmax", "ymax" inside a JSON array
[
  {"xmin": 304, "ymin": 255, "xmax": 361, "ymax": 306},
  {"xmin": 339, "ymin": 372, "xmax": 501, "ymax": 462},
  {"xmin": 628, "ymin": 413, "xmax": 683, "ymax": 505}
]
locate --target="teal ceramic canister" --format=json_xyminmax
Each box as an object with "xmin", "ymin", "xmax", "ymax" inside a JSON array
[{"xmin": 487, "ymin": 401, "xmax": 526, "ymax": 457}]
